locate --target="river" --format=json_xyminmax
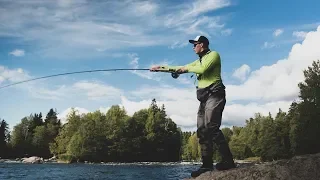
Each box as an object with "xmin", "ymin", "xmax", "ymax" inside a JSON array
[{"xmin": 0, "ymin": 162, "xmax": 200, "ymax": 180}]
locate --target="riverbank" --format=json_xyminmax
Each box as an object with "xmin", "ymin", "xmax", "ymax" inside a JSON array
[
  {"xmin": 0, "ymin": 154, "xmax": 262, "ymax": 166},
  {"xmin": 184, "ymin": 152, "xmax": 320, "ymax": 180},
  {"xmin": 0, "ymin": 157, "xmax": 203, "ymax": 165},
  {"xmin": 0, "ymin": 157, "xmax": 254, "ymax": 166}
]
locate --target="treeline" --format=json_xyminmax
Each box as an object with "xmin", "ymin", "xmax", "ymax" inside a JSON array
[
  {"xmin": 0, "ymin": 60, "xmax": 320, "ymax": 163},
  {"xmin": 231, "ymin": 60, "xmax": 320, "ymax": 161},
  {"xmin": 50, "ymin": 101, "xmax": 182, "ymax": 162},
  {"xmin": 0, "ymin": 109, "xmax": 61, "ymax": 159},
  {"xmin": 1, "ymin": 101, "xmax": 182, "ymax": 162}
]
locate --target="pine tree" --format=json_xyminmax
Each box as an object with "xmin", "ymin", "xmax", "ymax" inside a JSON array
[{"xmin": 0, "ymin": 119, "xmax": 9, "ymax": 157}]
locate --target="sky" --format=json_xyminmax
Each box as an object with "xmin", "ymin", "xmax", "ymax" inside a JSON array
[{"xmin": 1, "ymin": 0, "xmax": 320, "ymax": 132}]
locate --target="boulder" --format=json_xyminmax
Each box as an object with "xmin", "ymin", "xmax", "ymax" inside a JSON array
[
  {"xmin": 22, "ymin": 156, "xmax": 43, "ymax": 164},
  {"xmin": 184, "ymin": 153, "xmax": 320, "ymax": 180}
]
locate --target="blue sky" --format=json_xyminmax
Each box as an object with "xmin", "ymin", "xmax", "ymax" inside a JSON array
[{"xmin": 1, "ymin": 0, "xmax": 320, "ymax": 131}]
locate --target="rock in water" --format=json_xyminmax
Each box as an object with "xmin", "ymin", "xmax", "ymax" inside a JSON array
[
  {"xmin": 22, "ymin": 156, "xmax": 43, "ymax": 164},
  {"xmin": 184, "ymin": 153, "xmax": 320, "ymax": 180}
]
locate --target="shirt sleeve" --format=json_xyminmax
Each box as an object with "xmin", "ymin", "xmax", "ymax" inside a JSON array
[
  {"xmin": 184, "ymin": 59, "xmax": 198, "ymax": 69},
  {"xmin": 185, "ymin": 51, "xmax": 220, "ymax": 74},
  {"xmin": 161, "ymin": 61, "xmax": 196, "ymax": 71},
  {"xmin": 157, "ymin": 65, "xmax": 183, "ymax": 71}
]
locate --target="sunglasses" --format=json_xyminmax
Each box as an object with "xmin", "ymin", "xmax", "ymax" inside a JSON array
[{"xmin": 193, "ymin": 43, "xmax": 201, "ymax": 47}]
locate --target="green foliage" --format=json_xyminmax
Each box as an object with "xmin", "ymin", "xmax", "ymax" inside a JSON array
[
  {"xmin": 221, "ymin": 127, "xmax": 233, "ymax": 143},
  {"xmin": 32, "ymin": 125, "xmax": 49, "ymax": 157},
  {"xmin": 48, "ymin": 99, "xmax": 183, "ymax": 163},
  {"xmin": 290, "ymin": 60, "xmax": 320, "ymax": 155},
  {"xmin": 228, "ymin": 60, "xmax": 320, "ymax": 161},
  {"xmin": 0, "ymin": 119, "xmax": 9, "ymax": 157},
  {"xmin": 8, "ymin": 109, "xmax": 61, "ymax": 158},
  {"xmin": 181, "ymin": 132, "xmax": 200, "ymax": 161}
]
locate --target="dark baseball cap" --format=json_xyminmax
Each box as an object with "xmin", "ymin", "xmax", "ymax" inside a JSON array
[{"xmin": 189, "ymin": 35, "xmax": 209, "ymax": 45}]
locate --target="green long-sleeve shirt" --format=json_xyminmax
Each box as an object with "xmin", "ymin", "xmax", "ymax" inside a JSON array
[{"xmin": 165, "ymin": 51, "xmax": 222, "ymax": 88}]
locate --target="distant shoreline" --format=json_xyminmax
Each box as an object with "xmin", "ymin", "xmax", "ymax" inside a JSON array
[
  {"xmin": 0, "ymin": 158, "xmax": 203, "ymax": 165},
  {"xmin": 0, "ymin": 158, "xmax": 258, "ymax": 165}
]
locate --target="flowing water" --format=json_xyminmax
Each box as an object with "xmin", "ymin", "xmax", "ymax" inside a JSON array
[{"xmin": 0, "ymin": 162, "xmax": 201, "ymax": 180}]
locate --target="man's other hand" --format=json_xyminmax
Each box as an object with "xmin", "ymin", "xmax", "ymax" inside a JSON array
[{"xmin": 150, "ymin": 65, "xmax": 161, "ymax": 71}]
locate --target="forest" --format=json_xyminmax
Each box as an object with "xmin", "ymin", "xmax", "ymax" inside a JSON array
[{"xmin": 1, "ymin": 60, "xmax": 319, "ymax": 163}]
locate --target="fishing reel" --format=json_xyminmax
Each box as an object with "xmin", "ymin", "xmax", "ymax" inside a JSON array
[
  {"xmin": 171, "ymin": 72, "xmax": 180, "ymax": 79},
  {"xmin": 152, "ymin": 66, "xmax": 180, "ymax": 79},
  {"xmin": 168, "ymin": 69, "xmax": 180, "ymax": 79}
]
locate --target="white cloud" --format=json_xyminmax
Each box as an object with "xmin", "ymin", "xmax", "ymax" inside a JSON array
[
  {"xmin": 128, "ymin": 53, "xmax": 139, "ymax": 69},
  {"xmin": 0, "ymin": 65, "xmax": 30, "ymax": 85},
  {"xmin": 57, "ymin": 107, "xmax": 90, "ymax": 124},
  {"xmin": 56, "ymin": 0, "xmax": 87, "ymax": 8},
  {"xmin": 232, "ymin": 64, "xmax": 251, "ymax": 81},
  {"xmin": 72, "ymin": 81, "xmax": 123, "ymax": 101},
  {"xmin": 98, "ymin": 106, "xmax": 111, "ymax": 114},
  {"xmin": 130, "ymin": 1, "xmax": 159, "ymax": 16},
  {"xmin": 9, "ymin": 49, "xmax": 25, "ymax": 57},
  {"xmin": 0, "ymin": 72, "xmax": 123, "ymax": 102},
  {"xmin": 221, "ymin": 28, "xmax": 233, "ymax": 36},
  {"xmin": 26, "ymin": 80, "xmax": 123, "ymax": 101},
  {"xmin": 227, "ymin": 25, "xmax": 320, "ymax": 103},
  {"xmin": 129, "ymin": 85, "xmax": 195, "ymax": 102},
  {"xmin": 169, "ymin": 41, "xmax": 188, "ymax": 49},
  {"xmin": 164, "ymin": 0, "xmax": 230, "ymax": 32},
  {"xmin": 176, "ymin": 75, "xmax": 195, "ymax": 85},
  {"xmin": 273, "ymin": 29, "xmax": 284, "ymax": 37},
  {"xmin": 119, "ymin": 95, "xmax": 199, "ymax": 130},
  {"xmin": 262, "ymin": 41, "xmax": 276, "ymax": 49},
  {"xmin": 119, "ymin": 96, "xmax": 153, "ymax": 116},
  {"xmin": 165, "ymin": 14, "xmax": 225, "ymax": 38},
  {"xmin": 27, "ymin": 86, "xmax": 67, "ymax": 100},
  {"xmin": 187, "ymin": 0, "xmax": 231, "ymax": 17},
  {"xmin": 127, "ymin": 53, "xmax": 161, "ymax": 81},
  {"xmin": 293, "ymin": 31, "xmax": 308, "ymax": 39},
  {"xmin": 126, "ymin": 53, "xmax": 180, "ymax": 82},
  {"xmin": 223, "ymin": 100, "xmax": 292, "ymax": 126},
  {"xmin": 118, "ymin": 88, "xmax": 293, "ymax": 131},
  {"xmin": 0, "ymin": 0, "xmax": 232, "ymax": 59},
  {"xmin": 0, "ymin": 66, "xmax": 65, "ymax": 100}
]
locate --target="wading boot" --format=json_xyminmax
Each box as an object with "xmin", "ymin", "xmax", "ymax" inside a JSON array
[
  {"xmin": 191, "ymin": 157, "xmax": 214, "ymax": 178},
  {"xmin": 216, "ymin": 160, "xmax": 236, "ymax": 170},
  {"xmin": 216, "ymin": 142, "xmax": 236, "ymax": 171}
]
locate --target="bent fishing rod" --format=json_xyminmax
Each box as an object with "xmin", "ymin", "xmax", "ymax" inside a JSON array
[{"xmin": 0, "ymin": 67, "xmax": 180, "ymax": 90}]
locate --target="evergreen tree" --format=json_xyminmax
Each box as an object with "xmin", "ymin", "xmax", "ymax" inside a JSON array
[
  {"xmin": 0, "ymin": 119, "xmax": 9, "ymax": 158},
  {"xmin": 290, "ymin": 60, "xmax": 320, "ymax": 155}
]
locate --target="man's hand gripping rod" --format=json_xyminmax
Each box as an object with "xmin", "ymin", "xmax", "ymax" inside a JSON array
[{"xmin": 151, "ymin": 66, "xmax": 180, "ymax": 79}]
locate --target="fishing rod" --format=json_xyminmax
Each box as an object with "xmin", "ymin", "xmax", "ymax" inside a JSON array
[{"xmin": 0, "ymin": 67, "xmax": 180, "ymax": 90}]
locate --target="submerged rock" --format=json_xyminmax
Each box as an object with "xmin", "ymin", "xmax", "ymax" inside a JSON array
[{"xmin": 184, "ymin": 153, "xmax": 320, "ymax": 180}]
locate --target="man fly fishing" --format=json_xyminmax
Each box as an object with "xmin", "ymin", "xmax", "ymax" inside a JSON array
[
  {"xmin": 0, "ymin": 34, "xmax": 236, "ymax": 178},
  {"xmin": 150, "ymin": 35, "xmax": 236, "ymax": 178}
]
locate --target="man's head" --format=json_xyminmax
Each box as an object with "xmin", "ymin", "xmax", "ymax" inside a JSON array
[{"xmin": 189, "ymin": 35, "xmax": 209, "ymax": 54}]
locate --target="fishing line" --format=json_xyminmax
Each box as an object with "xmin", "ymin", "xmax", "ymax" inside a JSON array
[{"xmin": 0, "ymin": 68, "xmax": 151, "ymax": 90}]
